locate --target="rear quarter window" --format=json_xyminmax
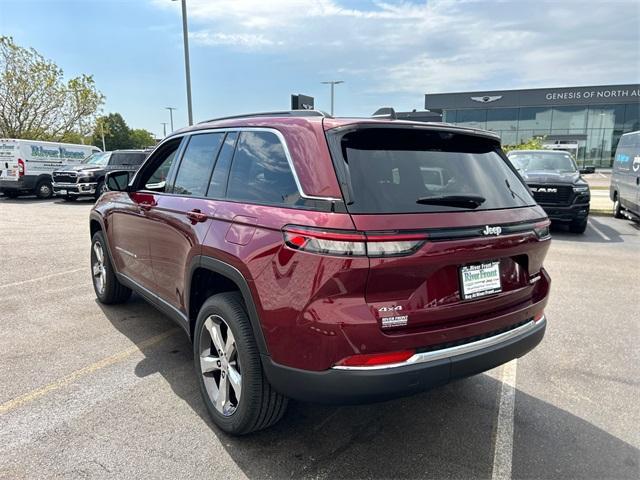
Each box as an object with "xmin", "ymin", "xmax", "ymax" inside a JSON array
[
  {"xmin": 332, "ymin": 127, "xmax": 535, "ymax": 214},
  {"xmin": 226, "ymin": 131, "xmax": 301, "ymax": 206}
]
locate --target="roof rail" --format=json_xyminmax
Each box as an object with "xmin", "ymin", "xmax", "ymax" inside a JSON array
[{"xmin": 199, "ymin": 110, "xmax": 332, "ymax": 124}]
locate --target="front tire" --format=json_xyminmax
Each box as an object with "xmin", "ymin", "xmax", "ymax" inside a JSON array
[
  {"xmin": 569, "ymin": 218, "xmax": 588, "ymax": 234},
  {"xmin": 35, "ymin": 179, "xmax": 53, "ymax": 199},
  {"xmin": 91, "ymin": 231, "xmax": 131, "ymax": 304},
  {"xmin": 95, "ymin": 180, "xmax": 106, "ymax": 201},
  {"xmin": 193, "ymin": 292, "xmax": 287, "ymax": 435}
]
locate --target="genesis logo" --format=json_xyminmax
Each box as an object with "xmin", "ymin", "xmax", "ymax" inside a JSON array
[
  {"xmin": 482, "ymin": 225, "xmax": 502, "ymax": 236},
  {"xmin": 471, "ymin": 95, "xmax": 503, "ymax": 103}
]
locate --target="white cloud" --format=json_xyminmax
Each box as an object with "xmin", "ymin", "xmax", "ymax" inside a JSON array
[{"xmin": 153, "ymin": 0, "xmax": 640, "ymax": 96}]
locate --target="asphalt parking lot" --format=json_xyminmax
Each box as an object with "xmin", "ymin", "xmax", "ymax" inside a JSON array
[{"xmin": 1, "ymin": 197, "xmax": 638, "ymax": 480}]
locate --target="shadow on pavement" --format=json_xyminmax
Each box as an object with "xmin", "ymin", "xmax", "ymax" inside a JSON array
[{"xmin": 98, "ymin": 296, "xmax": 639, "ymax": 480}]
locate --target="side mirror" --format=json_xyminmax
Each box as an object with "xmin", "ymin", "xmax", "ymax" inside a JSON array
[
  {"xmin": 579, "ymin": 166, "xmax": 596, "ymax": 174},
  {"xmin": 105, "ymin": 170, "xmax": 131, "ymax": 192}
]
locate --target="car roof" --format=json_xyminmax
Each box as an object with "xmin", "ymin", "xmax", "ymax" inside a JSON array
[
  {"xmin": 508, "ymin": 150, "xmax": 569, "ymax": 155},
  {"xmin": 168, "ymin": 111, "xmax": 501, "ymax": 142}
]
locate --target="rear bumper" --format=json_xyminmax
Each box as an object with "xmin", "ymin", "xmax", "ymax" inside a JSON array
[
  {"xmin": 0, "ymin": 177, "xmax": 36, "ymax": 192},
  {"xmin": 540, "ymin": 202, "xmax": 589, "ymax": 222},
  {"xmin": 263, "ymin": 315, "xmax": 546, "ymax": 404},
  {"xmin": 53, "ymin": 182, "xmax": 97, "ymax": 196}
]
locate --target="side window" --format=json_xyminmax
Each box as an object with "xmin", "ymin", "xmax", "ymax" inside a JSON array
[
  {"xmin": 173, "ymin": 133, "xmax": 224, "ymax": 196},
  {"xmin": 109, "ymin": 153, "xmax": 123, "ymax": 165},
  {"xmin": 138, "ymin": 140, "xmax": 181, "ymax": 192},
  {"xmin": 207, "ymin": 132, "xmax": 237, "ymax": 198},
  {"xmin": 226, "ymin": 131, "xmax": 300, "ymax": 205}
]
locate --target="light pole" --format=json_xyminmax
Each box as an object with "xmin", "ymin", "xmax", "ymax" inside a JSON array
[
  {"xmin": 166, "ymin": 107, "xmax": 176, "ymax": 132},
  {"xmin": 161, "ymin": 122, "xmax": 168, "ymax": 137},
  {"xmin": 100, "ymin": 120, "xmax": 106, "ymax": 151},
  {"xmin": 173, "ymin": 0, "xmax": 193, "ymax": 125},
  {"xmin": 321, "ymin": 80, "xmax": 344, "ymax": 116}
]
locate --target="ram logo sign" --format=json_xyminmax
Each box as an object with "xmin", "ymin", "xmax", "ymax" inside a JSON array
[{"xmin": 530, "ymin": 187, "xmax": 558, "ymax": 193}]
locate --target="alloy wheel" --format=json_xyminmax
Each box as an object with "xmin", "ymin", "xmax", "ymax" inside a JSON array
[
  {"xmin": 199, "ymin": 314, "xmax": 242, "ymax": 416},
  {"xmin": 92, "ymin": 241, "xmax": 106, "ymax": 295}
]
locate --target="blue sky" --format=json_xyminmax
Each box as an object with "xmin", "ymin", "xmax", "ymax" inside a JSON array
[{"xmin": 2, "ymin": 0, "xmax": 639, "ymax": 138}]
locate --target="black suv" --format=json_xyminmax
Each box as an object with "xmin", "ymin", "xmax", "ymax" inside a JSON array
[
  {"xmin": 507, "ymin": 150, "xmax": 590, "ymax": 233},
  {"xmin": 53, "ymin": 149, "xmax": 149, "ymax": 201}
]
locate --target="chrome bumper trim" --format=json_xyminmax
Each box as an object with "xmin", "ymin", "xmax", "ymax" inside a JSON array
[{"xmin": 332, "ymin": 316, "xmax": 545, "ymax": 371}]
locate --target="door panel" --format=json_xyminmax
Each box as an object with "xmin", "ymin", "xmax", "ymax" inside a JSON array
[{"xmin": 106, "ymin": 192, "xmax": 155, "ymax": 289}]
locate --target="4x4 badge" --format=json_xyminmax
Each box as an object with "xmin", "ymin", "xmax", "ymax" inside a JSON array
[{"xmin": 482, "ymin": 225, "xmax": 502, "ymax": 236}]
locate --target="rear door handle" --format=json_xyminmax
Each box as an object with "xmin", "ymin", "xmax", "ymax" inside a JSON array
[{"xmin": 186, "ymin": 209, "xmax": 208, "ymax": 223}]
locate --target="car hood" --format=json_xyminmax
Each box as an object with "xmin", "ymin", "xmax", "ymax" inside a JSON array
[
  {"xmin": 55, "ymin": 165, "xmax": 104, "ymax": 173},
  {"xmin": 521, "ymin": 170, "xmax": 582, "ymax": 185}
]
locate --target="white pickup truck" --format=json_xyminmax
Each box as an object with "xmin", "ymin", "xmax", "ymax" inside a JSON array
[{"xmin": 0, "ymin": 139, "xmax": 101, "ymax": 198}]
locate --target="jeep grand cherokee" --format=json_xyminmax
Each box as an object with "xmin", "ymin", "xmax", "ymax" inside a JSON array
[{"xmin": 89, "ymin": 111, "xmax": 551, "ymax": 435}]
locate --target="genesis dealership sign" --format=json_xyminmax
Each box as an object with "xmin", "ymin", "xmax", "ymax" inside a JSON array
[{"xmin": 425, "ymin": 84, "xmax": 640, "ymax": 110}]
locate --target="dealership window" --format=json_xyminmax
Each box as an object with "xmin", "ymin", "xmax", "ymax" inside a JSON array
[
  {"xmin": 518, "ymin": 107, "xmax": 552, "ymax": 131},
  {"xmin": 443, "ymin": 110, "xmax": 457, "ymax": 124},
  {"xmin": 486, "ymin": 108, "xmax": 518, "ymax": 132},
  {"xmin": 587, "ymin": 104, "xmax": 625, "ymax": 130},
  {"xmin": 551, "ymin": 107, "xmax": 587, "ymax": 131},
  {"xmin": 457, "ymin": 109, "xmax": 487, "ymax": 129},
  {"xmin": 624, "ymin": 103, "xmax": 640, "ymax": 131}
]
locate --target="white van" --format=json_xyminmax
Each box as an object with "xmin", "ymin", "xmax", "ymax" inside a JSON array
[{"xmin": 0, "ymin": 139, "xmax": 101, "ymax": 198}]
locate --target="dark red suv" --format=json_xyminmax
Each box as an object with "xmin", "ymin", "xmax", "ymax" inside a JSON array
[{"xmin": 89, "ymin": 111, "xmax": 551, "ymax": 435}]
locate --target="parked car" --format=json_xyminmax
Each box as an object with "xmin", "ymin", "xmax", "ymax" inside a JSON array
[
  {"xmin": 507, "ymin": 149, "xmax": 590, "ymax": 233},
  {"xmin": 89, "ymin": 111, "xmax": 551, "ymax": 434},
  {"xmin": 0, "ymin": 139, "xmax": 100, "ymax": 199},
  {"xmin": 610, "ymin": 130, "xmax": 640, "ymax": 220},
  {"xmin": 52, "ymin": 149, "xmax": 150, "ymax": 201}
]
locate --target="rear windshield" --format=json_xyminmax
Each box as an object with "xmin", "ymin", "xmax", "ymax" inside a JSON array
[{"xmin": 333, "ymin": 128, "xmax": 535, "ymax": 214}]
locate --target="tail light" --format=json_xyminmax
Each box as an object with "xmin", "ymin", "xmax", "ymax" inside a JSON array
[
  {"xmin": 17, "ymin": 159, "xmax": 25, "ymax": 177},
  {"xmin": 283, "ymin": 226, "xmax": 427, "ymax": 258},
  {"xmin": 335, "ymin": 349, "xmax": 416, "ymax": 367}
]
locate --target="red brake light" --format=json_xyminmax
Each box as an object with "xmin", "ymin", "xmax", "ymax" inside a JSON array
[
  {"xmin": 283, "ymin": 226, "xmax": 426, "ymax": 257},
  {"xmin": 18, "ymin": 158, "xmax": 25, "ymax": 177},
  {"xmin": 336, "ymin": 349, "xmax": 416, "ymax": 367}
]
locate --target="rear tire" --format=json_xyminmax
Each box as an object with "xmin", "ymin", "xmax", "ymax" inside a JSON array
[
  {"xmin": 613, "ymin": 197, "xmax": 624, "ymax": 219},
  {"xmin": 193, "ymin": 292, "xmax": 288, "ymax": 435},
  {"xmin": 90, "ymin": 231, "xmax": 131, "ymax": 304},
  {"xmin": 569, "ymin": 218, "xmax": 588, "ymax": 234},
  {"xmin": 35, "ymin": 179, "xmax": 53, "ymax": 199}
]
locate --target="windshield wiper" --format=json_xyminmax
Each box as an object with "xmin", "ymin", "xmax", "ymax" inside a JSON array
[{"xmin": 416, "ymin": 194, "xmax": 486, "ymax": 209}]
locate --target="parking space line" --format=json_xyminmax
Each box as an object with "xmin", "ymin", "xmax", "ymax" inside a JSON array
[
  {"xmin": 588, "ymin": 220, "xmax": 611, "ymax": 241},
  {"xmin": 491, "ymin": 359, "xmax": 517, "ymax": 480},
  {"xmin": 0, "ymin": 268, "xmax": 84, "ymax": 289},
  {"xmin": 0, "ymin": 328, "xmax": 179, "ymax": 415}
]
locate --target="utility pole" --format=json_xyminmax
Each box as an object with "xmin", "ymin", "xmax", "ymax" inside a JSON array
[
  {"xmin": 166, "ymin": 107, "xmax": 176, "ymax": 132},
  {"xmin": 173, "ymin": 0, "xmax": 193, "ymax": 125},
  {"xmin": 161, "ymin": 122, "xmax": 168, "ymax": 137},
  {"xmin": 321, "ymin": 80, "xmax": 344, "ymax": 116},
  {"xmin": 100, "ymin": 120, "xmax": 106, "ymax": 151}
]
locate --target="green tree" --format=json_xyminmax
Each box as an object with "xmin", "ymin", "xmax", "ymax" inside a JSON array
[
  {"xmin": 92, "ymin": 113, "xmax": 132, "ymax": 150},
  {"xmin": 502, "ymin": 136, "xmax": 545, "ymax": 154},
  {"xmin": 129, "ymin": 128, "xmax": 155, "ymax": 149},
  {"xmin": 0, "ymin": 36, "xmax": 104, "ymax": 140}
]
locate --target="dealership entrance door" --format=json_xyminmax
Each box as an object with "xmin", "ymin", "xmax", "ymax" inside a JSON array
[{"xmin": 542, "ymin": 134, "xmax": 588, "ymax": 167}]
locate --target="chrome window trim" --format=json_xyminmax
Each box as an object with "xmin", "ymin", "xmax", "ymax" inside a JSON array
[
  {"xmin": 332, "ymin": 316, "xmax": 545, "ymax": 371},
  {"xmin": 151, "ymin": 127, "xmax": 342, "ymax": 202}
]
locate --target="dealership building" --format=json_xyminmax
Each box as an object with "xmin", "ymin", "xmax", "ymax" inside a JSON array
[{"xmin": 424, "ymin": 84, "xmax": 640, "ymax": 168}]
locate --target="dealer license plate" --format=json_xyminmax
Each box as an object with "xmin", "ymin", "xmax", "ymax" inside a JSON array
[
  {"xmin": 58, "ymin": 189, "xmax": 67, "ymax": 195},
  {"xmin": 460, "ymin": 261, "xmax": 502, "ymax": 300}
]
